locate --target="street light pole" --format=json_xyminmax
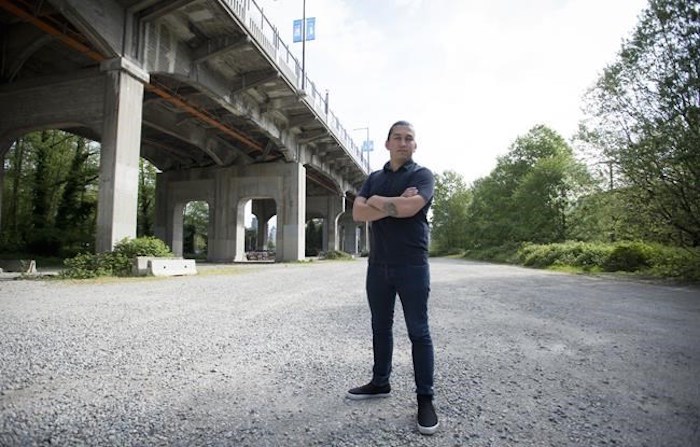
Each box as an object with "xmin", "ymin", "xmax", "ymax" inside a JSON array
[
  {"xmin": 301, "ymin": 0, "xmax": 306, "ymax": 90},
  {"xmin": 353, "ymin": 127, "xmax": 370, "ymax": 167}
]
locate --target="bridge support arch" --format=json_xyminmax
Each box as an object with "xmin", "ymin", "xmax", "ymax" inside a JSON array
[
  {"xmin": 307, "ymin": 195, "xmax": 344, "ymax": 253},
  {"xmin": 155, "ymin": 162, "xmax": 307, "ymax": 262}
]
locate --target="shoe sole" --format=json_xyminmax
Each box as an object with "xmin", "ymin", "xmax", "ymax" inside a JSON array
[
  {"xmin": 345, "ymin": 392, "xmax": 391, "ymax": 400},
  {"xmin": 417, "ymin": 421, "xmax": 439, "ymax": 435}
]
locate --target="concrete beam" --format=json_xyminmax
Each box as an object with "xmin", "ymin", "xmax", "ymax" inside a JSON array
[
  {"xmin": 143, "ymin": 106, "xmax": 252, "ymax": 165},
  {"xmin": 229, "ymin": 69, "xmax": 280, "ymax": 95},
  {"xmin": 47, "ymin": 0, "xmax": 125, "ymax": 56},
  {"xmin": 192, "ymin": 35, "xmax": 251, "ymax": 64},
  {"xmin": 0, "ymin": 69, "xmax": 105, "ymax": 137},
  {"xmin": 139, "ymin": 0, "xmax": 196, "ymax": 21}
]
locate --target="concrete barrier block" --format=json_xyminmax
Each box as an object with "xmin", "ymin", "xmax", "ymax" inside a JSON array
[
  {"xmin": 133, "ymin": 256, "xmax": 186, "ymax": 276},
  {"xmin": 0, "ymin": 259, "xmax": 37, "ymax": 273},
  {"xmin": 147, "ymin": 259, "xmax": 197, "ymax": 277}
]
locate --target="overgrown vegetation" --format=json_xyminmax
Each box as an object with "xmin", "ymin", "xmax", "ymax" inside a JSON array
[
  {"xmin": 320, "ymin": 250, "xmax": 353, "ymax": 260},
  {"xmin": 60, "ymin": 237, "xmax": 173, "ymax": 279},
  {"xmin": 430, "ymin": 0, "xmax": 699, "ymax": 282}
]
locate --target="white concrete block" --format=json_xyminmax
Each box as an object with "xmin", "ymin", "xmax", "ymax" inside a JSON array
[
  {"xmin": 133, "ymin": 256, "xmax": 184, "ymax": 276},
  {"xmin": 148, "ymin": 259, "xmax": 197, "ymax": 277},
  {"xmin": 0, "ymin": 259, "xmax": 37, "ymax": 273}
]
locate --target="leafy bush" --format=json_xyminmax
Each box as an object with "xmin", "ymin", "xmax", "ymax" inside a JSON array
[
  {"xmin": 61, "ymin": 252, "xmax": 117, "ymax": 279},
  {"xmin": 113, "ymin": 237, "xmax": 172, "ymax": 258},
  {"xmin": 321, "ymin": 250, "xmax": 353, "ymax": 260},
  {"xmin": 602, "ymin": 242, "xmax": 652, "ymax": 272},
  {"xmin": 60, "ymin": 237, "xmax": 173, "ymax": 279},
  {"xmin": 468, "ymin": 240, "xmax": 699, "ymax": 282},
  {"xmin": 645, "ymin": 245, "xmax": 700, "ymax": 281},
  {"xmin": 517, "ymin": 243, "xmax": 561, "ymax": 268}
]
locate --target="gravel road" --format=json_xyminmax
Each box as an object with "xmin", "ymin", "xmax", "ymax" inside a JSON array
[{"xmin": 1, "ymin": 258, "xmax": 699, "ymax": 446}]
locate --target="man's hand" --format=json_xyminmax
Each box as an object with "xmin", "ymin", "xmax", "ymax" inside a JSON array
[{"xmin": 401, "ymin": 187, "xmax": 418, "ymax": 197}]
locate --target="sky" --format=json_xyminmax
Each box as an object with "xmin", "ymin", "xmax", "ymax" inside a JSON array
[{"xmin": 252, "ymin": 0, "xmax": 648, "ymax": 185}]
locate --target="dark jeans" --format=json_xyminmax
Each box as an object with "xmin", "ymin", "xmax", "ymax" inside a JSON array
[{"xmin": 366, "ymin": 262, "xmax": 434, "ymax": 396}]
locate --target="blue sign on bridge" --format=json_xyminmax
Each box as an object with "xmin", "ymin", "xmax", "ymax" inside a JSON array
[{"xmin": 293, "ymin": 17, "xmax": 316, "ymax": 42}]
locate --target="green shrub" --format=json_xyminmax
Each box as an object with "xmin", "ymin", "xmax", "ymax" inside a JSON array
[
  {"xmin": 518, "ymin": 243, "xmax": 560, "ymax": 268},
  {"xmin": 572, "ymin": 244, "xmax": 612, "ymax": 269},
  {"xmin": 113, "ymin": 237, "xmax": 172, "ymax": 258},
  {"xmin": 516, "ymin": 242, "xmax": 614, "ymax": 270},
  {"xmin": 61, "ymin": 252, "xmax": 116, "ymax": 279},
  {"xmin": 322, "ymin": 250, "xmax": 353, "ymax": 260},
  {"xmin": 603, "ymin": 242, "xmax": 652, "ymax": 272},
  {"xmin": 60, "ymin": 237, "xmax": 173, "ymax": 279},
  {"xmin": 645, "ymin": 245, "xmax": 700, "ymax": 281}
]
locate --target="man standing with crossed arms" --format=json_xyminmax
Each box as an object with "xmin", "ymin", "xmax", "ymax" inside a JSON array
[{"xmin": 347, "ymin": 120, "xmax": 438, "ymax": 435}]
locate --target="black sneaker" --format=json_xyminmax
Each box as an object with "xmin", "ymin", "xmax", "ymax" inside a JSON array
[
  {"xmin": 417, "ymin": 394, "xmax": 439, "ymax": 435},
  {"xmin": 346, "ymin": 382, "xmax": 391, "ymax": 400}
]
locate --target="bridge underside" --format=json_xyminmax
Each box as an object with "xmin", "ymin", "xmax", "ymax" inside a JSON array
[{"xmin": 0, "ymin": 0, "xmax": 370, "ymax": 261}]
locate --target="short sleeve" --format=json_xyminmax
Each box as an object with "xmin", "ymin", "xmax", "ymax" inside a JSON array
[
  {"xmin": 358, "ymin": 172, "xmax": 374, "ymax": 198},
  {"xmin": 413, "ymin": 168, "xmax": 435, "ymax": 203}
]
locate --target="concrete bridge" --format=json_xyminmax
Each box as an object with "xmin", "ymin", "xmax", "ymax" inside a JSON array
[{"xmin": 0, "ymin": 0, "xmax": 371, "ymax": 261}]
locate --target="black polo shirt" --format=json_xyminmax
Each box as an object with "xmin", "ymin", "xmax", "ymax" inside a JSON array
[{"xmin": 358, "ymin": 160, "xmax": 434, "ymax": 266}]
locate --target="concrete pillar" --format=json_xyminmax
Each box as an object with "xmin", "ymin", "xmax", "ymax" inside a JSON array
[
  {"xmin": 338, "ymin": 212, "xmax": 358, "ymax": 254},
  {"xmin": 171, "ymin": 203, "xmax": 185, "ymax": 257},
  {"xmin": 306, "ymin": 194, "xmax": 343, "ymax": 253},
  {"xmin": 252, "ymin": 198, "xmax": 276, "ymax": 250},
  {"xmin": 359, "ymin": 223, "xmax": 370, "ymax": 253},
  {"xmin": 277, "ymin": 163, "xmax": 306, "ymax": 262},
  {"xmin": 96, "ymin": 58, "xmax": 149, "ymax": 252},
  {"xmin": 207, "ymin": 170, "xmax": 236, "ymax": 262}
]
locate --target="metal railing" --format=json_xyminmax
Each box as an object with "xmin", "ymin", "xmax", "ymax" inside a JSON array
[{"xmin": 221, "ymin": 0, "xmax": 370, "ymax": 173}]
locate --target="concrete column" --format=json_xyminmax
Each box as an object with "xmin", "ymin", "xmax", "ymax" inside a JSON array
[
  {"xmin": 359, "ymin": 223, "xmax": 370, "ymax": 253},
  {"xmin": 277, "ymin": 163, "xmax": 306, "ymax": 262},
  {"xmin": 338, "ymin": 212, "xmax": 358, "ymax": 254},
  {"xmin": 252, "ymin": 198, "xmax": 276, "ymax": 250},
  {"xmin": 325, "ymin": 196, "xmax": 343, "ymax": 252},
  {"xmin": 96, "ymin": 58, "xmax": 149, "ymax": 252},
  {"xmin": 207, "ymin": 169, "xmax": 239, "ymax": 262},
  {"xmin": 171, "ymin": 203, "xmax": 185, "ymax": 257},
  {"xmin": 306, "ymin": 194, "xmax": 343, "ymax": 253}
]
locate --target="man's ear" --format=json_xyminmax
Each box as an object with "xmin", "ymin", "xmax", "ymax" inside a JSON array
[{"xmin": 385, "ymin": 140, "xmax": 390, "ymax": 151}]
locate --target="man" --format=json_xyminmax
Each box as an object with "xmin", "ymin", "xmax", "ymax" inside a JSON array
[{"xmin": 346, "ymin": 120, "xmax": 438, "ymax": 435}]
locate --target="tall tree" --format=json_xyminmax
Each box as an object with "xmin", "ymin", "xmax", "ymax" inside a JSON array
[
  {"xmin": 582, "ymin": 0, "xmax": 700, "ymax": 245},
  {"xmin": 138, "ymin": 159, "xmax": 158, "ymax": 237},
  {"xmin": 431, "ymin": 170, "xmax": 471, "ymax": 253},
  {"xmin": 184, "ymin": 201, "xmax": 209, "ymax": 256},
  {"xmin": 54, "ymin": 136, "xmax": 99, "ymax": 254},
  {"xmin": 465, "ymin": 125, "xmax": 592, "ymax": 247}
]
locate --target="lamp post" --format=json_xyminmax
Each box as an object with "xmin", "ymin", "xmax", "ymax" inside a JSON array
[
  {"xmin": 353, "ymin": 127, "xmax": 372, "ymax": 168},
  {"xmin": 301, "ymin": 0, "xmax": 306, "ymax": 90}
]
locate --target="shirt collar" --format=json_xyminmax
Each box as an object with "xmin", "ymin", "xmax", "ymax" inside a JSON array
[{"xmin": 383, "ymin": 159, "xmax": 416, "ymax": 173}]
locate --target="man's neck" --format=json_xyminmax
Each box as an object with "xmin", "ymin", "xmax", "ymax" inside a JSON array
[{"xmin": 389, "ymin": 158, "xmax": 411, "ymax": 172}]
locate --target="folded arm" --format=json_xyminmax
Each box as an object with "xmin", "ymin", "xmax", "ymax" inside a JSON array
[{"xmin": 353, "ymin": 187, "xmax": 426, "ymax": 222}]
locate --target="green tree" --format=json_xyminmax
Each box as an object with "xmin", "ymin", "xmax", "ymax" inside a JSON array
[
  {"xmin": 183, "ymin": 201, "xmax": 208, "ymax": 257},
  {"xmin": 582, "ymin": 0, "xmax": 700, "ymax": 245},
  {"xmin": 54, "ymin": 136, "xmax": 99, "ymax": 255},
  {"xmin": 431, "ymin": 170, "xmax": 471, "ymax": 253},
  {"xmin": 465, "ymin": 125, "xmax": 593, "ymax": 247},
  {"xmin": 138, "ymin": 159, "xmax": 157, "ymax": 237}
]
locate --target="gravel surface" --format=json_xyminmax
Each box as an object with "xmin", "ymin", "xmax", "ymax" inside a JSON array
[{"xmin": 1, "ymin": 258, "xmax": 699, "ymax": 446}]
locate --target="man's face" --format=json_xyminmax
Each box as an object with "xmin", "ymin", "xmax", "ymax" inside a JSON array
[{"xmin": 385, "ymin": 125, "xmax": 417, "ymax": 163}]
